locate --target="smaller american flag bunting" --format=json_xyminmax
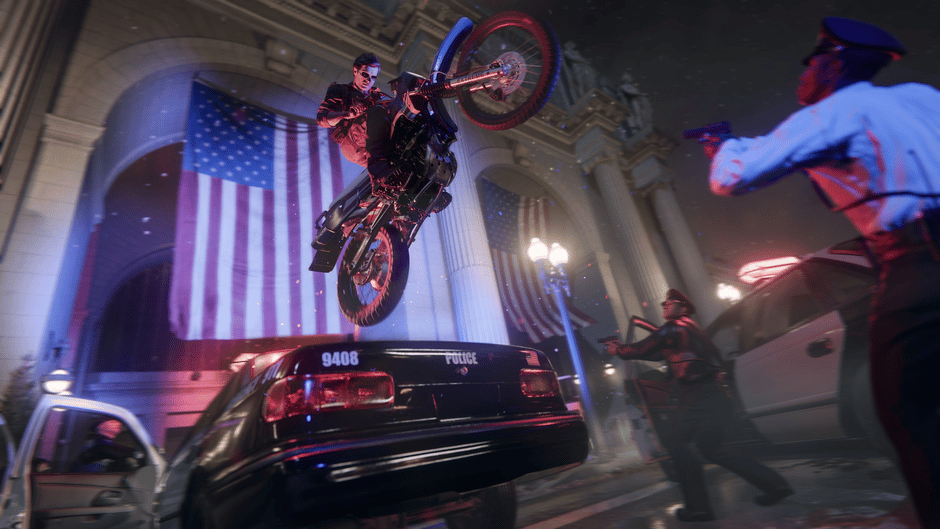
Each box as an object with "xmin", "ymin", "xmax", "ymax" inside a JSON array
[{"xmin": 479, "ymin": 178, "xmax": 595, "ymax": 343}]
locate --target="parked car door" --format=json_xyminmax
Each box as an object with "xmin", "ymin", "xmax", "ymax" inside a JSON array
[
  {"xmin": 0, "ymin": 395, "xmax": 164, "ymax": 529},
  {"xmin": 732, "ymin": 268, "xmax": 847, "ymax": 444}
]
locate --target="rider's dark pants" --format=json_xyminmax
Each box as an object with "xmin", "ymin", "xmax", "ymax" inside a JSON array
[
  {"xmin": 661, "ymin": 382, "xmax": 790, "ymax": 514},
  {"xmin": 867, "ymin": 220, "xmax": 940, "ymax": 529},
  {"xmin": 365, "ymin": 105, "xmax": 392, "ymax": 183}
]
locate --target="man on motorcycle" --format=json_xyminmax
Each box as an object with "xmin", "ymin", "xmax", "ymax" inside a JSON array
[{"xmin": 316, "ymin": 52, "xmax": 414, "ymax": 197}]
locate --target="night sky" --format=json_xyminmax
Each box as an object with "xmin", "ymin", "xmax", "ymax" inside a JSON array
[{"xmin": 472, "ymin": 0, "xmax": 940, "ymax": 270}]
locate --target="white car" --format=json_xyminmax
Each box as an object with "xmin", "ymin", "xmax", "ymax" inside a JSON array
[
  {"xmin": 0, "ymin": 394, "xmax": 166, "ymax": 529},
  {"xmin": 705, "ymin": 238, "xmax": 889, "ymax": 452},
  {"xmin": 0, "ymin": 340, "xmax": 587, "ymax": 529}
]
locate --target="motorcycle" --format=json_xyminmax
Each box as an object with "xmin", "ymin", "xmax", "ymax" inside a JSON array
[{"xmin": 309, "ymin": 12, "xmax": 562, "ymax": 326}]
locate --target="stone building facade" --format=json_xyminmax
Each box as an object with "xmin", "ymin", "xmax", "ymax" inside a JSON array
[{"xmin": 0, "ymin": 0, "xmax": 717, "ymax": 451}]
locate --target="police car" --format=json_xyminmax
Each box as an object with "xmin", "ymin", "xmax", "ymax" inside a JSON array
[
  {"xmin": 0, "ymin": 341, "xmax": 587, "ymax": 529},
  {"xmin": 155, "ymin": 340, "xmax": 588, "ymax": 529},
  {"xmin": 705, "ymin": 239, "xmax": 890, "ymax": 452}
]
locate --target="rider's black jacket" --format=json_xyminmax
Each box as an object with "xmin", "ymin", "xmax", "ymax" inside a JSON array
[
  {"xmin": 316, "ymin": 82, "xmax": 392, "ymax": 167},
  {"xmin": 615, "ymin": 315, "xmax": 722, "ymax": 385}
]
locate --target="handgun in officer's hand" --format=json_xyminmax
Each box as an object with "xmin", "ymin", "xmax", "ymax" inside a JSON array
[
  {"xmin": 682, "ymin": 121, "xmax": 733, "ymax": 140},
  {"xmin": 684, "ymin": 121, "xmax": 735, "ymax": 160}
]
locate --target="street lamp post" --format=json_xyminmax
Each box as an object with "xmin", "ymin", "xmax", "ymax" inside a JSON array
[
  {"xmin": 40, "ymin": 369, "xmax": 73, "ymax": 395},
  {"xmin": 527, "ymin": 238, "xmax": 606, "ymax": 452}
]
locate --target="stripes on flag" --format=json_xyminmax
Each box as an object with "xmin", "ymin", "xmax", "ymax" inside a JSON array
[
  {"xmin": 170, "ymin": 81, "xmax": 356, "ymax": 340},
  {"xmin": 479, "ymin": 178, "xmax": 594, "ymax": 343}
]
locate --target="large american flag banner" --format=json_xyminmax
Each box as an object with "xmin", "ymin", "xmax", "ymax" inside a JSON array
[
  {"xmin": 479, "ymin": 178, "xmax": 594, "ymax": 343},
  {"xmin": 170, "ymin": 82, "xmax": 356, "ymax": 340}
]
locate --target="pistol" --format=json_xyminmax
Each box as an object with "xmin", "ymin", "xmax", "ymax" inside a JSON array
[
  {"xmin": 597, "ymin": 335, "xmax": 620, "ymax": 344},
  {"xmin": 682, "ymin": 121, "xmax": 733, "ymax": 140}
]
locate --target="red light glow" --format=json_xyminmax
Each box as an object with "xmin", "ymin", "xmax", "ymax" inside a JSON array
[
  {"xmin": 263, "ymin": 371, "xmax": 394, "ymax": 422},
  {"xmin": 520, "ymin": 369, "xmax": 561, "ymax": 398},
  {"xmin": 738, "ymin": 257, "xmax": 800, "ymax": 284}
]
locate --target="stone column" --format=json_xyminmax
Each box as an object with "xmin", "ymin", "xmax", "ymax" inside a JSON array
[
  {"xmin": 591, "ymin": 157, "xmax": 669, "ymax": 323},
  {"xmin": 0, "ymin": 0, "xmax": 59, "ymax": 175},
  {"xmin": 630, "ymin": 154, "xmax": 720, "ymax": 324},
  {"xmin": 593, "ymin": 250, "xmax": 639, "ymax": 338},
  {"xmin": 0, "ymin": 113, "xmax": 102, "ymax": 379},
  {"xmin": 436, "ymin": 103, "xmax": 509, "ymax": 344},
  {"xmin": 649, "ymin": 182, "xmax": 720, "ymax": 323}
]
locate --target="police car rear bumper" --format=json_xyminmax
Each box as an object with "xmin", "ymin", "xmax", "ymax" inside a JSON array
[{"xmin": 214, "ymin": 412, "xmax": 588, "ymax": 524}]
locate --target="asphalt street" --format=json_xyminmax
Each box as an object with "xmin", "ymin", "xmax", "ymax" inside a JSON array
[{"xmin": 513, "ymin": 450, "xmax": 918, "ymax": 529}]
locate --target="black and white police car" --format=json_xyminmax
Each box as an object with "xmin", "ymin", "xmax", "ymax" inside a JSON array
[
  {"xmin": 156, "ymin": 340, "xmax": 588, "ymax": 529},
  {"xmin": 0, "ymin": 340, "xmax": 587, "ymax": 529},
  {"xmin": 705, "ymin": 238, "xmax": 890, "ymax": 452}
]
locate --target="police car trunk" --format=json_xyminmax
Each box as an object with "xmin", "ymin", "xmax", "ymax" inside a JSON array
[{"xmin": 242, "ymin": 340, "xmax": 590, "ymax": 522}]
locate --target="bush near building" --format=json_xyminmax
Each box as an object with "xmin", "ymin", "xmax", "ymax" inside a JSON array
[{"xmin": 0, "ymin": 356, "xmax": 40, "ymax": 444}]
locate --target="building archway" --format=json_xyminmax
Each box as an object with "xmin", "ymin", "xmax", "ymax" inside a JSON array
[{"xmin": 74, "ymin": 140, "xmax": 351, "ymax": 448}]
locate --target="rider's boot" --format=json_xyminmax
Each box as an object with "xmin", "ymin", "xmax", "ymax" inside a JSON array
[
  {"xmin": 310, "ymin": 210, "xmax": 345, "ymax": 272},
  {"xmin": 309, "ymin": 174, "xmax": 373, "ymax": 273}
]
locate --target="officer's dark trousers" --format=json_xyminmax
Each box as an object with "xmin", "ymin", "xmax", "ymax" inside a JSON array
[
  {"xmin": 662, "ymin": 383, "xmax": 790, "ymax": 513},
  {"xmin": 868, "ymin": 229, "xmax": 940, "ymax": 529}
]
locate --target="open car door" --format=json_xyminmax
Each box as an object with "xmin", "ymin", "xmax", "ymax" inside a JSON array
[
  {"xmin": 618, "ymin": 315, "xmax": 673, "ymax": 464},
  {"xmin": 0, "ymin": 395, "xmax": 165, "ymax": 529}
]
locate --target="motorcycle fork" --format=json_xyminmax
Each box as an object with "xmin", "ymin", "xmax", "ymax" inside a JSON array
[{"xmin": 346, "ymin": 202, "xmax": 397, "ymax": 273}]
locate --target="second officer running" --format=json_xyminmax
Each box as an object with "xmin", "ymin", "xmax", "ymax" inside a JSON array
[{"xmin": 605, "ymin": 289, "xmax": 793, "ymax": 522}]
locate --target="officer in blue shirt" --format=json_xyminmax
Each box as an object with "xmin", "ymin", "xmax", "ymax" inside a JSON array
[{"xmin": 702, "ymin": 17, "xmax": 940, "ymax": 528}]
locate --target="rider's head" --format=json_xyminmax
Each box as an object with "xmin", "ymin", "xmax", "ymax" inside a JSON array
[
  {"xmin": 352, "ymin": 52, "xmax": 381, "ymax": 94},
  {"xmin": 797, "ymin": 17, "xmax": 904, "ymax": 105}
]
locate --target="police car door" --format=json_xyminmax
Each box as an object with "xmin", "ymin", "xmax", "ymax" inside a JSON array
[
  {"xmin": 733, "ymin": 266, "xmax": 846, "ymax": 444},
  {"xmin": 4, "ymin": 395, "xmax": 165, "ymax": 529}
]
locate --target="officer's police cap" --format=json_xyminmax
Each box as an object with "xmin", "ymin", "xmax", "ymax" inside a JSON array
[
  {"xmin": 665, "ymin": 288, "xmax": 696, "ymax": 315},
  {"xmin": 803, "ymin": 17, "xmax": 906, "ymax": 64}
]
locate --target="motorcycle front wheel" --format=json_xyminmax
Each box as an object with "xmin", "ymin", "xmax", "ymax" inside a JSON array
[
  {"xmin": 454, "ymin": 11, "xmax": 561, "ymax": 131},
  {"xmin": 337, "ymin": 224, "xmax": 410, "ymax": 326}
]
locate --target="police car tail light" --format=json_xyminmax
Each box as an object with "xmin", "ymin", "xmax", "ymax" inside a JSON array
[
  {"xmin": 264, "ymin": 372, "xmax": 394, "ymax": 422},
  {"xmin": 320, "ymin": 372, "xmax": 395, "ymax": 411},
  {"xmin": 519, "ymin": 369, "xmax": 561, "ymax": 398}
]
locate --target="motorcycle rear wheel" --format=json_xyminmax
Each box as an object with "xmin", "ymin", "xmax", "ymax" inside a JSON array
[
  {"xmin": 454, "ymin": 11, "xmax": 561, "ymax": 131},
  {"xmin": 337, "ymin": 224, "xmax": 410, "ymax": 326}
]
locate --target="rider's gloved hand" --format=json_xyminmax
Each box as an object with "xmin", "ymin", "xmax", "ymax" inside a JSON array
[{"xmin": 347, "ymin": 101, "xmax": 368, "ymax": 119}]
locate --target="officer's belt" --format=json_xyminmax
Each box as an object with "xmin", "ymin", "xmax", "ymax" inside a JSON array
[{"xmin": 866, "ymin": 209, "xmax": 940, "ymax": 261}]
